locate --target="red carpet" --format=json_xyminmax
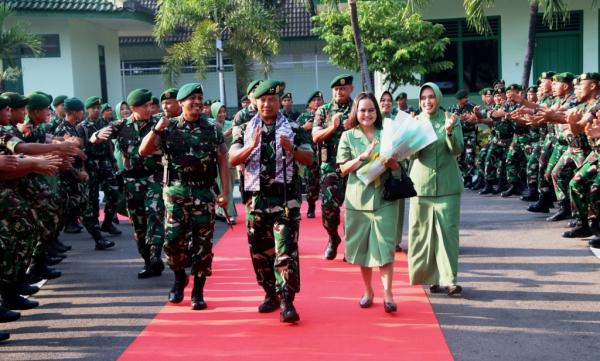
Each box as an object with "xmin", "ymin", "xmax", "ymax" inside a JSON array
[{"xmin": 119, "ymin": 203, "xmax": 453, "ymax": 361}]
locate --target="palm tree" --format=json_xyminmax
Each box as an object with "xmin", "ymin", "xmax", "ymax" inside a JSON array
[
  {"xmin": 154, "ymin": 0, "xmax": 281, "ymax": 100},
  {"xmin": 0, "ymin": 4, "xmax": 42, "ymax": 91},
  {"xmin": 404, "ymin": 0, "xmax": 570, "ymax": 88}
]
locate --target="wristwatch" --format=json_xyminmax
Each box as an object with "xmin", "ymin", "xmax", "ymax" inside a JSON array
[{"xmin": 152, "ymin": 125, "xmax": 164, "ymax": 134}]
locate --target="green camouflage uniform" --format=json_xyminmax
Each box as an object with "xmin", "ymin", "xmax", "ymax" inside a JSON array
[
  {"xmin": 103, "ymin": 116, "xmax": 165, "ymax": 261},
  {"xmin": 295, "ymin": 110, "xmax": 319, "ymax": 207},
  {"xmin": 484, "ymin": 104, "xmax": 515, "ymax": 183},
  {"xmin": 232, "ymin": 115, "xmax": 310, "ymax": 297},
  {"xmin": 282, "ymin": 109, "xmax": 301, "ymax": 123},
  {"xmin": 526, "ymin": 95, "xmax": 554, "ymax": 191},
  {"xmin": 448, "ymin": 102, "xmax": 476, "ymax": 180},
  {"xmin": 505, "ymin": 101, "xmax": 529, "ymax": 185},
  {"xmin": 159, "ymin": 115, "xmax": 224, "ymax": 275},
  {"xmin": 312, "ymin": 100, "xmax": 352, "ymax": 246},
  {"xmin": 474, "ymin": 104, "xmax": 494, "ymax": 180}
]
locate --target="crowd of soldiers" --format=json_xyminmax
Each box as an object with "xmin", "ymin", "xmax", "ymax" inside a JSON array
[{"xmin": 448, "ymin": 71, "xmax": 600, "ymax": 250}]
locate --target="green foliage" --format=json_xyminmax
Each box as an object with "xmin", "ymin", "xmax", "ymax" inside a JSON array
[
  {"xmin": 312, "ymin": 0, "xmax": 453, "ymax": 91},
  {"xmin": 154, "ymin": 0, "xmax": 281, "ymax": 88}
]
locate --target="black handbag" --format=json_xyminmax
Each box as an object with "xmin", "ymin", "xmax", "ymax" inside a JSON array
[{"xmin": 382, "ymin": 164, "xmax": 417, "ymax": 201}]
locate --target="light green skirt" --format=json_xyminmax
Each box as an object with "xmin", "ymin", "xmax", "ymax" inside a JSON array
[{"xmin": 344, "ymin": 203, "xmax": 398, "ymax": 267}]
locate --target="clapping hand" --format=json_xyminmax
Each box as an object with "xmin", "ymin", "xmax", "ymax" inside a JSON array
[
  {"xmin": 445, "ymin": 112, "xmax": 458, "ymax": 134},
  {"xmin": 96, "ymin": 126, "xmax": 113, "ymax": 141},
  {"xmin": 250, "ymin": 125, "xmax": 261, "ymax": 149},
  {"xmin": 359, "ymin": 139, "xmax": 378, "ymax": 161}
]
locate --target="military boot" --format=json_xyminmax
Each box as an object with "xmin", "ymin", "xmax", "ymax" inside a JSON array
[
  {"xmin": 149, "ymin": 245, "xmax": 165, "ymax": 276},
  {"xmin": 588, "ymin": 236, "xmax": 600, "ymax": 248},
  {"xmin": 501, "ymin": 182, "xmax": 521, "ymax": 198},
  {"xmin": 546, "ymin": 199, "xmax": 571, "ymax": 222},
  {"xmin": 492, "ymin": 179, "xmax": 508, "ymax": 195},
  {"xmin": 324, "ymin": 234, "xmax": 341, "ymax": 260},
  {"xmin": 562, "ymin": 220, "xmax": 593, "ymax": 238},
  {"xmin": 0, "ymin": 306, "xmax": 20, "ymax": 323},
  {"xmin": 520, "ymin": 186, "xmax": 539, "ymax": 202},
  {"xmin": 307, "ymin": 202, "xmax": 316, "ymax": 219},
  {"xmin": 26, "ymin": 259, "xmax": 61, "ymax": 283},
  {"xmin": 168, "ymin": 270, "xmax": 188, "ymax": 303},
  {"xmin": 191, "ymin": 275, "xmax": 207, "ymax": 310},
  {"xmin": 258, "ymin": 291, "xmax": 279, "ymax": 313},
  {"xmin": 478, "ymin": 181, "xmax": 495, "ymax": 195},
  {"xmin": 279, "ymin": 290, "xmax": 300, "ymax": 323},
  {"xmin": 53, "ymin": 239, "xmax": 71, "ymax": 252},
  {"xmin": 91, "ymin": 228, "xmax": 115, "ymax": 250},
  {"xmin": 527, "ymin": 192, "xmax": 552, "ymax": 213},
  {"xmin": 1, "ymin": 289, "xmax": 39, "ymax": 310},
  {"xmin": 0, "ymin": 331, "xmax": 9, "ymax": 342},
  {"xmin": 100, "ymin": 217, "xmax": 122, "ymax": 235},
  {"xmin": 17, "ymin": 283, "xmax": 39, "ymax": 296},
  {"xmin": 471, "ymin": 176, "xmax": 485, "ymax": 191}
]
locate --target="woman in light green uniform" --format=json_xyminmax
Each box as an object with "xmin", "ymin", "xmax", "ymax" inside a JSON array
[
  {"xmin": 210, "ymin": 102, "xmax": 238, "ymax": 224},
  {"xmin": 337, "ymin": 92, "xmax": 401, "ymax": 313},
  {"xmin": 408, "ymin": 83, "xmax": 464, "ymax": 295}
]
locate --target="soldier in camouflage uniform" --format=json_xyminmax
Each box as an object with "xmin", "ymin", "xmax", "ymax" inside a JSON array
[
  {"xmin": 471, "ymin": 87, "xmax": 495, "ymax": 191},
  {"xmin": 295, "ymin": 91, "xmax": 324, "ymax": 218},
  {"xmin": 281, "ymin": 92, "xmax": 301, "ymax": 122},
  {"xmin": 77, "ymin": 96, "xmax": 122, "ymax": 243},
  {"xmin": 139, "ymin": 83, "xmax": 230, "ymax": 310},
  {"xmin": 230, "ymin": 80, "xmax": 314, "ymax": 323},
  {"xmin": 395, "ymin": 92, "xmax": 417, "ymax": 114},
  {"xmin": 233, "ymin": 80, "xmax": 261, "ymax": 127},
  {"xmin": 312, "ymin": 74, "xmax": 354, "ymax": 260},
  {"xmin": 448, "ymin": 90, "xmax": 476, "ymax": 187},
  {"xmin": 91, "ymin": 89, "xmax": 165, "ymax": 278},
  {"xmin": 43, "ymin": 95, "xmax": 67, "ymax": 135},
  {"xmin": 501, "ymin": 84, "xmax": 528, "ymax": 197}
]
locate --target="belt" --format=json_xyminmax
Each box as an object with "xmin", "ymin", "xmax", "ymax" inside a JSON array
[{"xmin": 168, "ymin": 173, "xmax": 212, "ymax": 187}]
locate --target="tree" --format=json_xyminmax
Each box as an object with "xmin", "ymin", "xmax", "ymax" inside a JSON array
[
  {"xmin": 0, "ymin": 4, "xmax": 41, "ymax": 91},
  {"xmin": 312, "ymin": 0, "xmax": 453, "ymax": 93},
  {"xmin": 404, "ymin": 0, "xmax": 571, "ymax": 89},
  {"xmin": 154, "ymin": 0, "xmax": 282, "ymax": 100}
]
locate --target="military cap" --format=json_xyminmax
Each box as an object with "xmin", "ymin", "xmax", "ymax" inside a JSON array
[
  {"xmin": 254, "ymin": 79, "xmax": 284, "ymax": 99},
  {"xmin": 493, "ymin": 80, "xmax": 505, "ymax": 87},
  {"xmin": 127, "ymin": 89, "xmax": 152, "ymax": 107},
  {"xmin": 246, "ymin": 80, "xmax": 262, "ymax": 95},
  {"xmin": 527, "ymin": 86, "xmax": 538, "ymax": 93},
  {"xmin": 539, "ymin": 71, "xmax": 556, "ymax": 80},
  {"xmin": 507, "ymin": 83, "xmax": 523, "ymax": 91},
  {"xmin": 2, "ymin": 92, "xmax": 28, "ymax": 108},
  {"xmin": 176, "ymin": 83, "xmax": 204, "ymax": 101},
  {"xmin": 553, "ymin": 72, "xmax": 575, "ymax": 84},
  {"xmin": 203, "ymin": 100, "xmax": 212, "ymax": 106},
  {"xmin": 572, "ymin": 77, "xmax": 580, "ymax": 86},
  {"xmin": 493, "ymin": 87, "xmax": 506, "ymax": 95},
  {"xmin": 27, "ymin": 93, "xmax": 52, "ymax": 110},
  {"xmin": 479, "ymin": 87, "xmax": 493, "ymax": 96},
  {"xmin": 330, "ymin": 74, "xmax": 353, "ymax": 88},
  {"xmin": 64, "ymin": 97, "xmax": 84, "ymax": 112},
  {"xmin": 32, "ymin": 91, "xmax": 52, "ymax": 104},
  {"xmin": 151, "ymin": 96, "xmax": 160, "ymax": 105},
  {"xmin": 282, "ymin": 92, "xmax": 292, "ymax": 99},
  {"xmin": 240, "ymin": 95, "xmax": 249, "ymax": 102},
  {"xmin": 307, "ymin": 91, "xmax": 323, "ymax": 104},
  {"xmin": 52, "ymin": 95, "xmax": 68, "ymax": 107},
  {"xmin": 160, "ymin": 88, "xmax": 178, "ymax": 101},
  {"xmin": 100, "ymin": 103, "xmax": 112, "ymax": 113},
  {"xmin": 579, "ymin": 72, "xmax": 600, "ymax": 82},
  {"xmin": 84, "ymin": 96, "xmax": 101, "ymax": 109},
  {"xmin": 0, "ymin": 96, "xmax": 9, "ymax": 109},
  {"xmin": 455, "ymin": 90, "xmax": 469, "ymax": 99},
  {"xmin": 395, "ymin": 92, "xmax": 408, "ymax": 101}
]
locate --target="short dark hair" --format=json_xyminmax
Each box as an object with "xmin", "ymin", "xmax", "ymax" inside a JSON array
[{"xmin": 348, "ymin": 92, "xmax": 383, "ymax": 130}]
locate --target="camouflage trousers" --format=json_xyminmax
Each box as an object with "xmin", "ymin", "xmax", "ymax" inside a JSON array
[
  {"xmin": 537, "ymin": 135, "xmax": 556, "ymax": 193},
  {"xmin": 245, "ymin": 197, "xmax": 300, "ymax": 296},
  {"xmin": 506, "ymin": 133, "xmax": 531, "ymax": 184},
  {"xmin": 484, "ymin": 138, "xmax": 511, "ymax": 183},
  {"xmin": 82, "ymin": 168, "xmax": 119, "ymax": 230},
  {"xmin": 124, "ymin": 176, "xmax": 165, "ymax": 260},
  {"xmin": 543, "ymin": 143, "xmax": 568, "ymax": 194},
  {"xmin": 569, "ymin": 151, "xmax": 600, "ymax": 220},
  {"xmin": 475, "ymin": 142, "xmax": 490, "ymax": 178},
  {"xmin": 459, "ymin": 131, "xmax": 477, "ymax": 178},
  {"xmin": 320, "ymin": 169, "xmax": 347, "ymax": 242},
  {"xmin": 551, "ymin": 146, "xmax": 587, "ymax": 201},
  {"xmin": 525, "ymin": 141, "xmax": 542, "ymax": 189},
  {"xmin": 58, "ymin": 174, "xmax": 87, "ymax": 232},
  {"xmin": 305, "ymin": 161, "xmax": 320, "ymax": 205},
  {"xmin": 0, "ymin": 186, "xmax": 38, "ymax": 288},
  {"xmin": 163, "ymin": 183, "xmax": 215, "ymax": 275}
]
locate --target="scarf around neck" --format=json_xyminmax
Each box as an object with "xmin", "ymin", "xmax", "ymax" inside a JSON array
[{"xmin": 244, "ymin": 112, "xmax": 294, "ymax": 191}]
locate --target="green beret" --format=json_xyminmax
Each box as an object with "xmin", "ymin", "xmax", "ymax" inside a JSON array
[
  {"xmin": 27, "ymin": 93, "xmax": 52, "ymax": 110},
  {"xmin": 160, "ymin": 88, "xmax": 178, "ymax": 101},
  {"xmin": 64, "ymin": 97, "xmax": 84, "ymax": 112},
  {"xmin": 203, "ymin": 100, "xmax": 212, "ymax": 106},
  {"xmin": 254, "ymin": 80, "xmax": 284, "ymax": 99},
  {"xmin": 330, "ymin": 74, "xmax": 353, "ymax": 88},
  {"xmin": 176, "ymin": 83, "xmax": 203, "ymax": 101},
  {"xmin": 493, "ymin": 80, "xmax": 505, "ymax": 87},
  {"xmin": 282, "ymin": 92, "xmax": 292, "ymax": 99},
  {"xmin": 455, "ymin": 90, "xmax": 469, "ymax": 99},
  {"xmin": 52, "ymin": 95, "xmax": 68, "ymax": 107},
  {"xmin": 553, "ymin": 72, "xmax": 575, "ymax": 84},
  {"xmin": 32, "ymin": 91, "xmax": 52, "ymax": 104},
  {"xmin": 579, "ymin": 72, "xmax": 600, "ymax": 82},
  {"xmin": 395, "ymin": 92, "xmax": 407, "ymax": 101},
  {"xmin": 100, "ymin": 103, "xmax": 112, "ymax": 113},
  {"xmin": 2, "ymin": 92, "xmax": 28, "ymax": 108},
  {"xmin": 246, "ymin": 80, "xmax": 262, "ymax": 95},
  {"xmin": 479, "ymin": 87, "xmax": 493, "ymax": 96},
  {"xmin": 527, "ymin": 86, "xmax": 538, "ymax": 93},
  {"xmin": 539, "ymin": 71, "xmax": 556, "ymax": 80},
  {"xmin": 240, "ymin": 95, "xmax": 249, "ymax": 102},
  {"xmin": 0, "ymin": 96, "xmax": 9, "ymax": 109},
  {"xmin": 507, "ymin": 83, "xmax": 522, "ymax": 91},
  {"xmin": 151, "ymin": 96, "xmax": 160, "ymax": 105},
  {"xmin": 127, "ymin": 89, "xmax": 152, "ymax": 107},
  {"xmin": 307, "ymin": 91, "xmax": 323, "ymax": 104},
  {"xmin": 493, "ymin": 87, "xmax": 506, "ymax": 95},
  {"xmin": 84, "ymin": 96, "xmax": 101, "ymax": 109}
]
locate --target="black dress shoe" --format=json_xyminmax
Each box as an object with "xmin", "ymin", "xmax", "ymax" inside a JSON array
[
  {"xmin": 95, "ymin": 238, "xmax": 115, "ymax": 250},
  {"xmin": 429, "ymin": 285, "xmax": 443, "ymax": 293},
  {"xmin": 258, "ymin": 294, "xmax": 279, "ymax": 313},
  {"xmin": 0, "ymin": 331, "xmax": 9, "ymax": 342},
  {"xmin": 0, "ymin": 306, "xmax": 20, "ymax": 323},
  {"xmin": 2, "ymin": 294, "xmax": 39, "ymax": 310},
  {"xmin": 17, "ymin": 283, "xmax": 39, "ymax": 296},
  {"xmin": 562, "ymin": 224, "xmax": 593, "ymax": 238},
  {"xmin": 100, "ymin": 223, "xmax": 122, "ymax": 235},
  {"xmin": 168, "ymin": 270, "xmax": 188, "ymax": 303},
  {"xmin": 446, "ymin": 285, "xmax": 463, "ymax": 296},
  {"xmin": 359, "ymin": 296, "xmax": 373, "ymax": 308},
  {"xmin": 383, "ymin": 301, "xmax": 397, "ymax": 313}
]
